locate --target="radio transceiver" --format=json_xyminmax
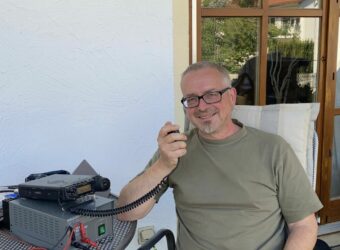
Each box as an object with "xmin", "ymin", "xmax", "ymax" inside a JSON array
[{"xmin": 18, "ymin": 174, "xmax": 110, "ymax": 201}]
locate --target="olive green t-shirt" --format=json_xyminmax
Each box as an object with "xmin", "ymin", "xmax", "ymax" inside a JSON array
[{"xmin": 146, "ymin": 124, "xmax": 323, "ymax": 250}]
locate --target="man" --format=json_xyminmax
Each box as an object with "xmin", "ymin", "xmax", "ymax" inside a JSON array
[{"xmin": 117, "ymin": 61, "xmax": 323, "ymax": 249}]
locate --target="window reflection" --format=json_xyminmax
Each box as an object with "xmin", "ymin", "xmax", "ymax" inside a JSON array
[
  {"xmin": 201, "ymin": 0, "xmax": 261, "ymax": 8},
  {"xmin": 331, "ymin": 116, "xmax": 340, "ymax": 200},
  {"xmin": 201, "ymin": 0, "xmax": 320, "ymax": 9},
  {"xmin": 336, "ymin": 18, "xmax": 340, "ymax": 108},
  {"xmin": 201, "ymin": 17, "xmax": 260, "ymax": 105},
  {"xmin": 201, "ymin": 17, "xmax": 319, "ymax": 105},
  {"xmin": 235, "ymin": 57, "xmax": 257, "ymax": 105},
  {"xmin": 266, "ymin": 17, "xmax": 319, "ymax": 104},
  {"xmin": 269, "ymin": 0, "xmax": 321, "ymax": 9}
]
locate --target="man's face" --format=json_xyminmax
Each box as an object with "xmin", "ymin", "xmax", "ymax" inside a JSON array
[{"xmin": 181, "ymin": 67, "xmax": 237, "ymax": 139}]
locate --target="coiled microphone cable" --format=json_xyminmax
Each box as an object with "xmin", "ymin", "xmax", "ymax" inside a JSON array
[
  {"xmin": 70, "ymin": 176, "xmax": 168, "ymax": 217},
  {"xmin": 71, "ymin": 130, "xmax": 180, "ymax": 217}
]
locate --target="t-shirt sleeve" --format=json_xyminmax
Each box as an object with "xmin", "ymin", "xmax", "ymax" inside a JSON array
[
  {"xmin": 276, "ymin": 140, "xmax": 323, "ymax": 224},
  {"xmin": 134, "ymin": 150, "xmax": 169, "ymax": 202}
]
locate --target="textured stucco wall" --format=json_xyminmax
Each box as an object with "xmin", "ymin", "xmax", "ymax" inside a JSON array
[{"xmin": 0, "ymin": 1, "xmax": 177, "ymax": 248}]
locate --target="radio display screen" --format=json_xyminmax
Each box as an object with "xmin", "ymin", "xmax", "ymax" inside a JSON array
[{"xmin": 76, "ymin": 184, "xmax": 92, "ymax": 194}]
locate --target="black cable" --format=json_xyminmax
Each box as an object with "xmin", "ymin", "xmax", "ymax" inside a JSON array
[
  {"xmin": 0, "ymin": 186, "xmax": 18, "ymax": 189},
  {"xmin": 71, "ymin": 242, "xmax": 92, "ymax": 250},
  {"xmin": 50, "ymin": 226, "xmax": 72, "ymax": 249},
  {"xmin": 70, "ymin": 176, "xmax": 168, "ymax": 217},
  {"xmin": 0, "ymin": 190, "xmax": 15, "ymax": 193}
]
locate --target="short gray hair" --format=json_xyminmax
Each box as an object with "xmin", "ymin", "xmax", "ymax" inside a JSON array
[{"xmin": 181, "ymin": 61, "xmax": 231, "ymax": 85}]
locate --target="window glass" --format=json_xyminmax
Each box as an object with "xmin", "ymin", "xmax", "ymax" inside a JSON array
[
  {"xmin": 333, "ymin": 18, "xmax": 340, "ymax": 198},
  {"xmin": 201, "ymin": 0, "xmax": 261, "ymax": 8},
  {"xmin": 266, "ymin": 17, "xmax": 319, "ymax": 104},
  {"xmin": 201, "ymin": 17, "xmax": 260, "ymax": 105},
  {"xmin": 269, "ymin": 0, "xmax": 321, "ymax": 9},
  {"xmin": 336, "ymin": 18, "xmax": 340, "ymax": 108},
  {"xmin": 331, "ymin": 116, "xmax": 340, "ymax": 200}
]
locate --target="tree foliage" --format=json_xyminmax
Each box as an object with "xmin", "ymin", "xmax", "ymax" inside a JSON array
[
  {"xmin": 202, "ymin": 17, "xmax": 258, "ymax": 73},
  {"xmin": 202, "ymin": 17, "xmax": 314, "ymax": 74},
  {"xmin": 201, "ymin": 16, "xmax": 316, "ymax": 104},
  {"xmin": 202, "ymin": 0, "xmax": 259, "ymax": 8}
]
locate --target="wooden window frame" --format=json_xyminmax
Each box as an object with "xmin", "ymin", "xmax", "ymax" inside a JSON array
[{"xmin": 194, "ymin": 0, "xmax": 325, "ymax": 105}]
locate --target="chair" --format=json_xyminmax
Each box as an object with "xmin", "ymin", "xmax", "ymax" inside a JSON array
[
  {"xmin": 137, "ymin": 229, "xmax": 176, "ymax": 250},
  {"xmin": 314, "ymin": 239, "xmax": 332, "ymax": 250}
]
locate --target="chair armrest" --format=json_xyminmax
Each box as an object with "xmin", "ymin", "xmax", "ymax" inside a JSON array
[{"xmin": 137, "ymin": 229, "xmax": 176, "ymax": 250}]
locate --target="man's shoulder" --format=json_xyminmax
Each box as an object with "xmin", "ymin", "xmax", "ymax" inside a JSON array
[{"xmin": 245, "ymin": 126, "xmax": 288, "ymax": 146}]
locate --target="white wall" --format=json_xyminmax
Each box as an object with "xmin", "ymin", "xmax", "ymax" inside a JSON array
[{"xmin": 0, "ymin": 1, "xmax": 178, "ymax": 249}]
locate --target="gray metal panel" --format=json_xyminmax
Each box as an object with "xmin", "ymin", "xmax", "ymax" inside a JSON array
[
  {"xmin": 9, "ymin": 196, "xmax": 114, "ymax": 249},
  {"xmin": 10, "ymin": 199, "xmax": 71, "ymax": 249}
]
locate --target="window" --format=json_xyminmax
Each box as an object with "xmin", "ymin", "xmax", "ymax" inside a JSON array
[{"xmin": 194, "ymin": 0, "xmax": 323, "ymax": 105}]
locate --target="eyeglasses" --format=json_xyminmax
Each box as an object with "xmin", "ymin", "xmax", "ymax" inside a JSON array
[{"xmin": 181, "ymin": 87, "xmax": 231, "ymax": 108}]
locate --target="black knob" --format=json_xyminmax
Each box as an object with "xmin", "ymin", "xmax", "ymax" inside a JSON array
[{"xmin": 93, "ymin": 175, "xmax": 111, "ymax": 191}]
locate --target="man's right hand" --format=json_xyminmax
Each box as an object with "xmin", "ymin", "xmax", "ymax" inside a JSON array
[
  {"xmin": 116, "ymin": 122, "xmax": 187, "ymax": 221},
  {"xmin": 157, "ymin": 122, "xmax": 187, "ymax": 171}
]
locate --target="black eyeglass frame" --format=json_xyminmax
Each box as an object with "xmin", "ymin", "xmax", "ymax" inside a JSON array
[{"xmin": 181, "ymin": 87, "xmax": 232, "ymax": 108}]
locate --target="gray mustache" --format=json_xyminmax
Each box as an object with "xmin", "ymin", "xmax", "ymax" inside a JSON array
[{"xmin": 194, "ymin": 108, "xmax": 217, "ymax": 117}]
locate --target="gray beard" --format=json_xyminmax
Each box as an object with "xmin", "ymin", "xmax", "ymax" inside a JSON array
[
  {"xmin": 194, "ymin": 108, "xmax": 218, "ymax": 134},
  {"xmin": 199, "ymin": 122, "xmax": 215, "ymax": 134}
]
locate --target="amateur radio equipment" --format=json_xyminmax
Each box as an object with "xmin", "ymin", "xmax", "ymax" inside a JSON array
[
  {"xmin": 9, "ymin": 196, "xmax": 114, "ymax": 250},
  {"xmin": 6, "ymin": 171, "xmax": 166, "ymax": 249},
  {"xmin": 18, "ymin": 174, "xmax": 110, "ymax": 202}
]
